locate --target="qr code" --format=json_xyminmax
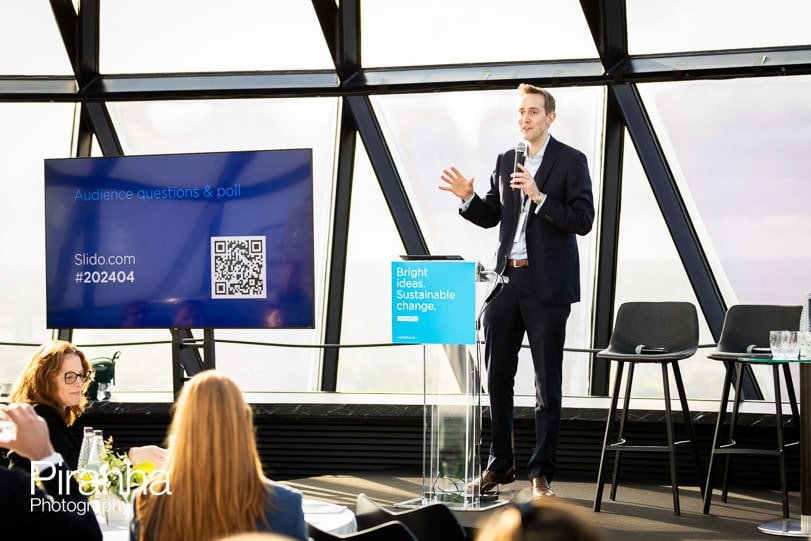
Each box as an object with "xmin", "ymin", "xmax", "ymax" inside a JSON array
[{"xmin": 210, "ymin": 236, "xmax": 267, "ymax": 299}]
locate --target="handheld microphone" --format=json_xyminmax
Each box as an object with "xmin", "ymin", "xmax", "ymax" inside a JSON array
[{"xmin": 512, "ymin": 141, "xmax": 527, "ymax": 191}]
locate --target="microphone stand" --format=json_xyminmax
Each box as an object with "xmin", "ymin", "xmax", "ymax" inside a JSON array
[{"xmin": 472, "ymin": 263, "xmax": 509, "ymax": 505}]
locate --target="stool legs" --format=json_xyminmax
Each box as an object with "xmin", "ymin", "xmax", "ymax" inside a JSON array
[
  {"xmin": 594, "ymin": 361, "xmax": 625, "ymax": 512},
  {"xmin": 662, "ymin": 362, "xmax": 680, "ymax": 515},
  {"xmin": 773, "ymin": 364, "xmax": 789, "ymax": 518},
  {"xmin": 594, "ymin": 360, "xmax": 698, "ymax": 516},
  {"xmin": 783, "ymin": 364, "xmax": 801, "ymax": 424},
  {"xmin": 705, "ymin": 360, "xmax": 796, "ymax": 518},
  {"xmin": 672, "ymin": 362, "xmax": 704, "ymax": 499},
  {"xmin": 703, "ymin": 361, "xmax": 734, "ymax": 514},
  {"xmin": 721, "ymin": 363, "xmax": 746, "ymax": 502},
  {"xmin": 610, "ymin": 362, "xmax": 635, "ymax": 501}
]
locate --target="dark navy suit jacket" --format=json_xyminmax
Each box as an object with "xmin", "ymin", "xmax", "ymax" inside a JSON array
[
  {"xmin": 460, "ymin": 136, "xmax": 594, "ymax": 304},
  {"xmin": 0, "ymin": 463, "xmax": 102, "ymax": 541}
]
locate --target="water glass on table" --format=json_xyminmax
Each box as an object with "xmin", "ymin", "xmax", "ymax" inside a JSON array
[
  {"xmin": 783, "ymin": 331, "xmax": 799, "ymax": 360},
  {"xmin": 770, "ymin": 330, "xmax": 785, "ymax": 359},
  {"xmin": 799, "ymin": 331, "xmax": 811, "ymax": 360},
  {"xmin": 771, "ymin": 330, "xmax": 799, "ymax": 360}
]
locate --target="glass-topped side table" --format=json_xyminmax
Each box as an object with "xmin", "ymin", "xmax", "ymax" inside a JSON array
[{"xmin": 729, "ymin": 357, "xmax": 810, "ymax": 537}]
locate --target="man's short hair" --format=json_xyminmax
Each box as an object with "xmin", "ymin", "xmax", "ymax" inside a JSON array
[{"xmin": 518, "ymin": 83, "xmax": 556, "ymax": 114}]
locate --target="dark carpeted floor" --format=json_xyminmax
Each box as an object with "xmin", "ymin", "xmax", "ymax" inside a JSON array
[{"xmin": 282, "ymin": 472, "xmax": 805, "ymax": 541}]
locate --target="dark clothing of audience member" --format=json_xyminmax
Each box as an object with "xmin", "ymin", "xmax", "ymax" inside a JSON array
[{"xmin": 6, "ymin": 403, "xmax": 80, "ymax": 472}]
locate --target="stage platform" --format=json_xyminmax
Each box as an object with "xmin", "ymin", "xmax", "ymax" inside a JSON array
[{"xmin": 281, "ymin": 471, "xmax": 802, "ymax": 541}]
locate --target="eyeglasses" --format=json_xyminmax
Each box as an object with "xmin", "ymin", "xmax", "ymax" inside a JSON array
[{"xmin": 63, "ymin": 371, "xmax": 94, "ymax": 385}]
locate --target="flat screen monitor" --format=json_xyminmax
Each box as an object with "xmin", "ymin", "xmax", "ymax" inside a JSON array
[{"xmin": 44, "ymin": 149, "xmax": 314, "ymax": 329}]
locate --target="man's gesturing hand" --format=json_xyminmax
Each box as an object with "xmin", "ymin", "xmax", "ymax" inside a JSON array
[{"xmin": 439, "ymin": 166, "xmax": 475, "ymax": 201}]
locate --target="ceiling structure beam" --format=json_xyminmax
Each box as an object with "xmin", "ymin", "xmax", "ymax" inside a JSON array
[
  {"xmin": 320, "ymin": 0, "xmax": 362, "ymax": 392},
  {"xmin": 4, "ymin": 45, "xmax": 810, "ymax": 102}
]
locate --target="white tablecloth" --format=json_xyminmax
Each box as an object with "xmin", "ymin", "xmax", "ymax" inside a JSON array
[
  {"xmin": 303, "ymin": 497, "xmax": 357, "ymax": 535},
  {"xmin": 102, "ymin": 497, "xmax": 357, "ymax": 540}
]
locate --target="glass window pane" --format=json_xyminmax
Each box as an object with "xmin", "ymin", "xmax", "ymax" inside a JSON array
[
  {"xmin": 615, "ymin": 131, "xmax": 721, "ymax": 401},
  {"xmin": 627, "ymin": 0, "xmax": 811, "ymax": 54},
  {"xmin": 91, "ymin": 135, "xmax": 103, "ymax": 157},
  {"xmin": 0, "ymin": 103, "xmax": 76, "ymax": 384},
  {"xmin": 639, "ymin": 76, "xmax": 811, "ymax": 307},
  {"xmin": 362, "ymin": 0, "xmax": 598, "ymax": 67},
  {"xmin": 0, "ymin": 3, "xmax": 72, "ymax": 75},
  {"xmin": 105, "ymin": 97, "xmax": 339, "ymax": 392},
  {"xmin": 100, "ymin": 0, "xmax": 334, "ymax": 73},
  {"xmin": 337, "ymin": 136, "xmax": 426, "ymax": 393},
  {"xmin": 372, "ymin": 86, "xmax": 605, "ymax": 396},
  {"xmin": 70, "ymin": 330, "xmax": 174, "ymax": 395}
]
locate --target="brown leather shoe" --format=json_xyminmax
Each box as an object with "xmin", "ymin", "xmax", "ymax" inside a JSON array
[
  {"xmin": 530, "ymin": 476, "xmax": 555, "ymax": 499},
  {"xmin": 466, "ymin": 467, "xmax": 516, "ymax": 494}
]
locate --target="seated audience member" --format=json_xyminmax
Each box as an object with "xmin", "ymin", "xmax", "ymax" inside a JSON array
[
  {"xmin": 476, "ymin": 498, "xmax": 604, "ymax": 541},
  {"xmin": 6, "ymin": 340, "xmax": 93, "ymax": 471},
  {"xmin": 6, "ymin": 339, "xmax": 166, "ymax": 472},
  {"xmin": 132, "ymin": 371, "xmax": 307, "ymax": 541},
  {"xmin": 0, "ymin": 403, "xmax": 102, "ymax": 541}
]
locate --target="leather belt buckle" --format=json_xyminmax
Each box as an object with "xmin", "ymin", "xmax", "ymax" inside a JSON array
[{"xmin": 507, "ymin": 258, "xmax": 529, "ymax": 268}]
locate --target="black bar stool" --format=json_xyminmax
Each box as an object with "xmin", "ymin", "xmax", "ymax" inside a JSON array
[
  {"xmin": 593, "ymin": 301, "xmax": 704, "ymax": 516},
  {"xmin": 702, "ymin": 304, "xmax": 802, "ymax": 518}
]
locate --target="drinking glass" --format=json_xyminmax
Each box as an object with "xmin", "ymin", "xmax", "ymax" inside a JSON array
[
  {"xmin": 770, "ymin": 330, "xmax": 784, "ymax": 359},
  {"xmin": 799, "ymin": 331, "xmax": 811, "ymax": 360},
  {"xmin": 783, "ymin": 331, "xmax": 799, "ymax": 360}
]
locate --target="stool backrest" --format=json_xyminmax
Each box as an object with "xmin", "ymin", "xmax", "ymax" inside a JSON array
[
  {"xmin": 714, "ymin": 304, "xmax": 802, "ymax": 354},
  {"xmin": 608, "ymin": 302, "xmax": 698, "ymax": 355}
]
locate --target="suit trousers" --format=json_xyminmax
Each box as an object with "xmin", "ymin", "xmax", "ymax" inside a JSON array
[{"xmin": 482, "ymin": 266, "xmax": 570, "ymax": 481}]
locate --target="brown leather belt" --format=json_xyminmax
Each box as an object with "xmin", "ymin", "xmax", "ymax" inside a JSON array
[{"xmin": 506, "ymin": 258, "xmax": 529, "ymax": 268}]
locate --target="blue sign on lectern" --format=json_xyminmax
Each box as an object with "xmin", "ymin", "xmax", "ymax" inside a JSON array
[{"xmin": 391, "ymin": 260, "xmax": 476, "ymax": 344}]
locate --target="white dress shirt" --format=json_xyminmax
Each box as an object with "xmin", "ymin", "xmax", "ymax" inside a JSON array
[{"xmin": 459, "ymin": 137, "xmax": 550, "ymax": 261}]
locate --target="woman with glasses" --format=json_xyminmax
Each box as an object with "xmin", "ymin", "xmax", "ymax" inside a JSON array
[
  {"xmin": 7, "ymin": 340, "xmax": 166, "ymax": 473},
  {"xmin": 6, "ymin": 340, "xmax": 93, "ymax": 472}
]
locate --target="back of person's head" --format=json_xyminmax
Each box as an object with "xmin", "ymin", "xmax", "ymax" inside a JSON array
[
  {"xmin": 217, "ymin": 534, "xmax": 295, "ymax": 541},
  {"xmin": 476, "ymin": 499, "xmax": 604, "ymax": 541},
  {"xmin": 136, "ymin": 370, "xmax": 269, "ymax": 541},
  {"xmin": 10, "ymin": 340, "xmax": 91, "ymax": 425}
]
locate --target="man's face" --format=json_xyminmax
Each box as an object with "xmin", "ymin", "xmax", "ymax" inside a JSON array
[{"xmin": 518, "ymin": 93, "xmax": 556, "ymax": 146}]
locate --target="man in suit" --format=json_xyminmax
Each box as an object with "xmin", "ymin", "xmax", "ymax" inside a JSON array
[
  {"xmin": 440, "ymin": 83, "xmax": 594, "ymax": 499},
  {"xmin": 0, "ymin": 403, "xmax": 102, "ymax": 540}
]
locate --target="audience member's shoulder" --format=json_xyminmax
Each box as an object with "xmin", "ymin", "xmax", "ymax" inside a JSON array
[
  {"xmin": 0, "ymin": 465, "xmax": 31, "ymax": 490},
  {"xmin": 267, "ymin": 481, "xmax": 302, "ymax": 506},
  {"xmin": 33, "ymin": 403, "xmax": 62, "ymax": 421}
]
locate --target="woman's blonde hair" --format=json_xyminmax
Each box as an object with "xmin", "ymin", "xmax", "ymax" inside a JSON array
[
  {"xmin": 10, "ymin": 340, "xmax": 91, "ymax": 426},
  {"xmin": 136, "ymin": 371, "xmax": 270, "ymax": 541},
  {"xmin": 476, "ymin": 499, "xmax": 604, "ymax": 541}
]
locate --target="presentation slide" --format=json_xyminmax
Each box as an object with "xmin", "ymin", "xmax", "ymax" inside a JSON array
[{"xmin": 44, "ymin": 149, "xmax": 314, "ymax": 329}]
